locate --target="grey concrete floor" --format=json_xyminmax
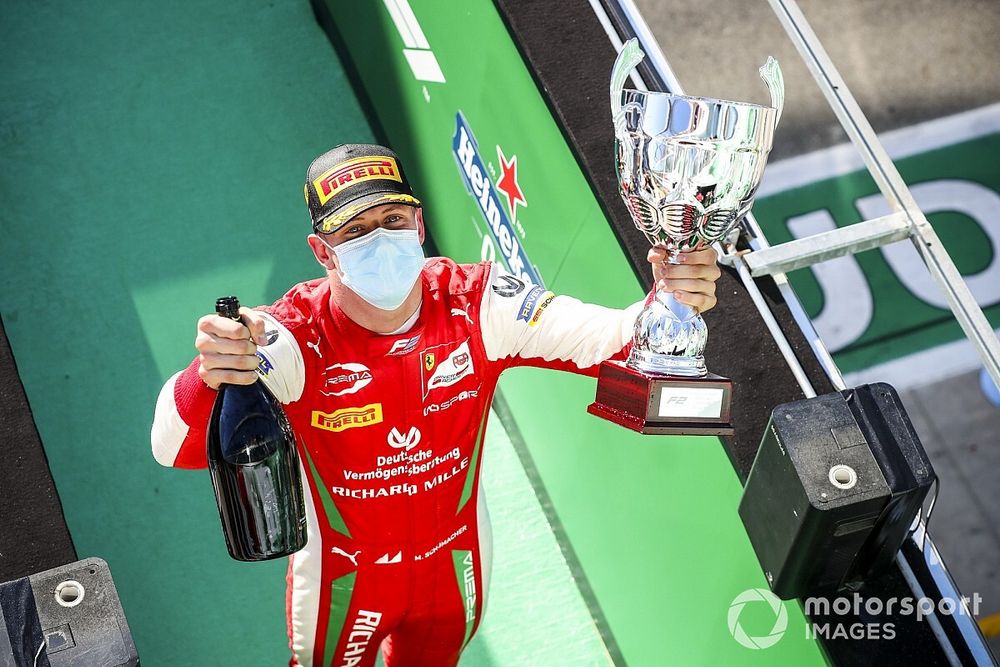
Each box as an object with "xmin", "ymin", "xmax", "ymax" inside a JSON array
[
  {"xmin": 634, "ymin": 0, "xmax": 1000, "ymax": 652},
  {"xmin": 636, "ymin": 0, "xmax": 1000, "ymax": 159},
  {"xmin": 900, "ymin": 372, "xmax": 1000, "ymax": 656}
]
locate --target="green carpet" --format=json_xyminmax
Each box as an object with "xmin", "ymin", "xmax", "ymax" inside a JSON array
[
  {"xmin": 0, "ymin": 1, "xmax": 618, "ymax": 663},
  {"xmin": 0, "ymin": 1, "xmax": 371, "ymax": 662}
]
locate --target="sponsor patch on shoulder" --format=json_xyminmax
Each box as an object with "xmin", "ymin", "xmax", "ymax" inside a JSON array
[
  {"xmin": 491, "ymin": 273, "xmax": 526, "ymax": 298},
  {"xmin": 255, "ymin": 351, "xmax": 274, "ymax": 376},
  {"xmin": 528, "ymin": 292, "xmax": 556, "ymax": 326},
  {"xmin": 516, "ymin": 286, "xmax": 545, "ymax": 322}
]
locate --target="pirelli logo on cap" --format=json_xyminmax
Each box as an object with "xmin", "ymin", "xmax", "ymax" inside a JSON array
[
  {"xmin": 311, "ymin": 403, "xmax": 383, "ymax": 433},
  {"xmin": 312, "ymin": 156, "xmax": 402, "ymax": 206}
]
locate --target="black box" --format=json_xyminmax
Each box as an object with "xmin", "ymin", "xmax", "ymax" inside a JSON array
[
  {"xmin": 738, "ymin": 383, "xmax": 935, "ymax": 599},
  {"xmin": 1, "ymin": 557, "xmax": 138, "ymax": 666}
]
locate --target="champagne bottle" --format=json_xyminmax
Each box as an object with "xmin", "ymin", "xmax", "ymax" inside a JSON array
[{"xmin": 207, "ymin": 296, "xmax": 307, "ymax": 561}]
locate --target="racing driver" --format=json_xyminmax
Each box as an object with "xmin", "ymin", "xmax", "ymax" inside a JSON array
[{"xmin": 151, "ymin": 143, "xmax": 722, "ymax": 666}]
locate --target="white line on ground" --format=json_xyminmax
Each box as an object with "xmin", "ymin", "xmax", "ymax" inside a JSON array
[{"xmin": 759, "ymin": 103, "xmax": 1000, "ymax": 198}]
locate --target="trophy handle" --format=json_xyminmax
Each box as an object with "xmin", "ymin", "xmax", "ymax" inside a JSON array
[
  {"xmin": 610, "ymin": 38, "xmax": 645, "ymax": 124},
  {"xmin": 759, "ymin": 56, "xmax": 785, "ymax": 126}
]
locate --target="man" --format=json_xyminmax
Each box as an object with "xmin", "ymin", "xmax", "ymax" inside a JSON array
[{"xmin": 151, "ymin": 143, "xmax": 721, "ymax": 666}]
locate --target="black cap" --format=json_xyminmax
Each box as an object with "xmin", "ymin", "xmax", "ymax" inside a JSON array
[{"xmin": 304, "ymin": 143, "xmax": 421, "ymax": 234}]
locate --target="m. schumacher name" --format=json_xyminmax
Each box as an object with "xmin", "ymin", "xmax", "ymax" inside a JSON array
[{"xmin": 416, "ymin": 524, "xmax": 468, "ymax": 561}]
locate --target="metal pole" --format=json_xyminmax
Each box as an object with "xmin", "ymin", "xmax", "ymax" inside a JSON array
[{"xmin": 767, "ymin": 0, "xmax": 1000, "ymax": 394}]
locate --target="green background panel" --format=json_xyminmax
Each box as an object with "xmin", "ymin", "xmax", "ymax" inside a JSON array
[
  {"xmin": 473, "ymin": 406, "xmax": 612, "ymax": 665},
  {"xmin": 1, "ymin": 1, "xmax": 359, "ymax": 662}
]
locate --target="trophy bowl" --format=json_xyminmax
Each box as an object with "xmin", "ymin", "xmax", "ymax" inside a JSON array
[
  {"xmin": 587, "ymin": 39, "xmax": 783, "ymax": 435},
  {"xmin": 613, "ymin": 39, "xmax": 783, "ymax": 378}
]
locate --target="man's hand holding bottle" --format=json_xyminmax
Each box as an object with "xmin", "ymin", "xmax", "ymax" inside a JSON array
[{"xmin": 195, "ymin": 307, "xmax": 270, "ymax": 389}]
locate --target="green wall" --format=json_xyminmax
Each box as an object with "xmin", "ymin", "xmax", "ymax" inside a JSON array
[{"xmin": 0, "ymin": 1, "xmax": 370, "ymax": 663}]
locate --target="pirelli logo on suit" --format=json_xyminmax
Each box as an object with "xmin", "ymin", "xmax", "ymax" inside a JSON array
[{"xmin": 311, "ymin": 403, "xmax": 384, "ymax": 433}]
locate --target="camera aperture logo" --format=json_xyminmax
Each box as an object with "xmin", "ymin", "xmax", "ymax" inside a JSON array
[
  {"xmin": 727, "ymin": 588, "xmax": 788, "ymax": 649},
  {"xmin": 727, "ymin": 588, "xmax": 984, "ymax": 649}
]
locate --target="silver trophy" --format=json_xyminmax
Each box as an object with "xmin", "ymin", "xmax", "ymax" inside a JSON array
[
  {"xmin": 612, "ymin": 38, "xmax": 784, "ymax": 378},
  {"xmin": 588, "ymin": 39, "xmax": 783, "ymax": 434}
]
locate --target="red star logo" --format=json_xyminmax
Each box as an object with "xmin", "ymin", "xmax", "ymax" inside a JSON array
[{"xmin": 495, "ymin": 145, "xmax": 526, "ymax": 222}]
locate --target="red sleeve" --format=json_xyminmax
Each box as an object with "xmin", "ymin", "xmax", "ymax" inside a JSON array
[{"xmin": 169, "ymin": 357, "xmax": 217, "ymax": 469}]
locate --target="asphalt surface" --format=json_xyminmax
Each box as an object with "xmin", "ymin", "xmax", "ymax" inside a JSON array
[{"xmin": 636, "ymin": 0, "xmax": 1000, "ymax": 159}]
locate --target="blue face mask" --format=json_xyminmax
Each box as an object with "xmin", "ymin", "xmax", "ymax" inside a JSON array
[{"xmin": 328, "ymin": 228, "xmax": 425, "ymax": 310}]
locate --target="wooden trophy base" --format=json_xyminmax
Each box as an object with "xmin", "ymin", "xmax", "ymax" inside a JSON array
[{"xmin": 587, "ymin": 360, "xmax": 734, "ymax": 436}]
